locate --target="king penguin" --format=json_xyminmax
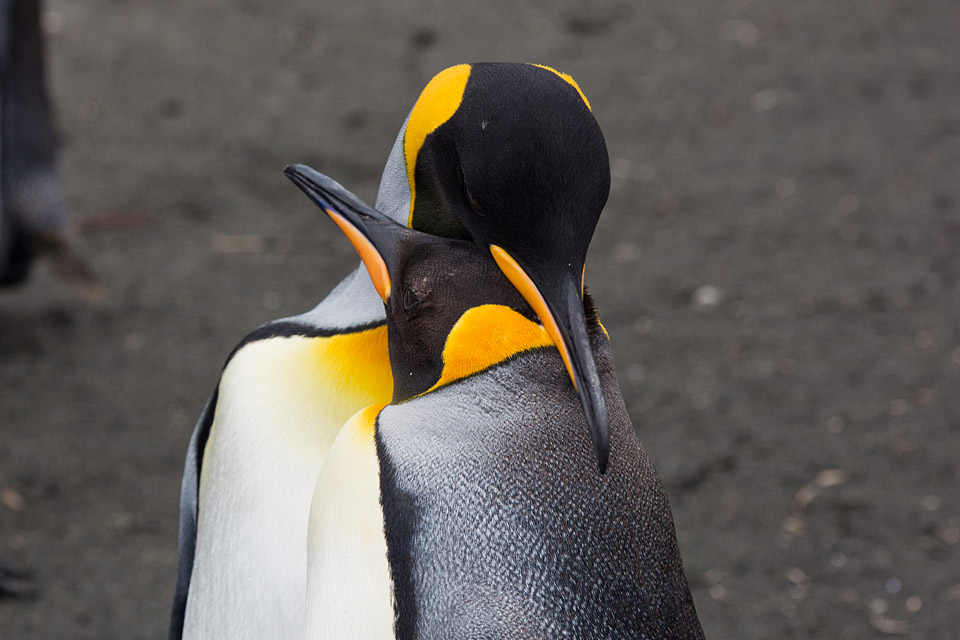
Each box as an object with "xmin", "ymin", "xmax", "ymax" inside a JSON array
[
  {"xmin": 291, "ymin": 166, "xmax": 706, "ymax": 639},
  {"xmin": 0, "ymin": 0, "xmax": 98, "ymax": 293},
  {"xmin": 172, "ymin": 62, "xmax": 613, "ymax": 639}
]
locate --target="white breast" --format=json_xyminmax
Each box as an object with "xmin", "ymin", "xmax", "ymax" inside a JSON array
[{"xmin": 304, "ymin": 404, "xmax": 395, "ymax": 639}]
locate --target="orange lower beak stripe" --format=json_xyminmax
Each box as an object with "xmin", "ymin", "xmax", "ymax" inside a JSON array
[
  {"xmin": 328, "ymin": 210, "xmax": 391, "ymax": 302},
  {"xmin": 490, "ymin": 245, "xmax": 578, "ymax": 391}
]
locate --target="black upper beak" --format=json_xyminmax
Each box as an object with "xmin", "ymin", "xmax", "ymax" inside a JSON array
[
  {"xmin": 284, "ymin": 163, "xmax": 409, "ymax": 301},
  {"xmin": 556, "ymin": 273, "xmax": 610, "ymax": 474},
  {"xmin": 284, "ymin": 164, "xmax": 380, "ymax": 221}
]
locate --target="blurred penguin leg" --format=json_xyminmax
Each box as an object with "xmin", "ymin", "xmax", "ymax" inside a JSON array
[{"xmin": 0, "ymin": 0, "xmax": 98, "ymax": 293}]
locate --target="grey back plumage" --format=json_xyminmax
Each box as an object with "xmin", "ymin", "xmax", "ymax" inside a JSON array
[{"xmin": 376, "ymin": 331, "xmax": 705, "ymax": 639}]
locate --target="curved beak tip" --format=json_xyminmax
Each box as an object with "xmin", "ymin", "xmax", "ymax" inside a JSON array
[
  {"xmin": 597, "ymin": 446, "xmax": 609, "ymax": 474},
  {"xmin": 590, "ymin": 411, "xmax": 610, "ymax": 475}
]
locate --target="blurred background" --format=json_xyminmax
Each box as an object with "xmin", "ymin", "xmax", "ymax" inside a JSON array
[{"xmin": 1, "ymin": 0, "xmax": 958, "ymax": 637}]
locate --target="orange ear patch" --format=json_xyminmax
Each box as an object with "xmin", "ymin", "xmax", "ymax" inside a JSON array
[
  {"xmin": 424, "ymin": 304, "xmax": 552, "ymax": 394},
  {"xmin": 403, "ymin": 65, "xmax": 472, "ymax": 226},
  {"xmin": 529, "ymin": 64, "xmax": 592, "ymax": 111}
]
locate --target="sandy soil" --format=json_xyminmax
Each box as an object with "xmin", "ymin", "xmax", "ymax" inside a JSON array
[{"xmin": 1, "ymin": 0, "xmax": 958, "ymax": 638}]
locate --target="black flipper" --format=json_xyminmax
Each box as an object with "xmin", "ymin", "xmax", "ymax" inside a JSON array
[{"xmin": 167, "ymin": 391, "xmax": 217, "ymax": 640}]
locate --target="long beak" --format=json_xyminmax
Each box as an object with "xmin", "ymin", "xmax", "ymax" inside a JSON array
[
  {"xmin": 284, "ymin": 164, "xmax": 406, "ymax": 302},
  {"xmin": 490, "ymin": 245, "xmax": 610, "ymax": 474}
]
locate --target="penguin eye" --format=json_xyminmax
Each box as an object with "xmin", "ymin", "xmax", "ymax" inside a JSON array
[
  {"xmin": 464, "ymin": 184, "xmax": 485, "ymax": 216},
  {"xmin": 402, "ymin": 287, "xmax": 421, "ymax": 311}
]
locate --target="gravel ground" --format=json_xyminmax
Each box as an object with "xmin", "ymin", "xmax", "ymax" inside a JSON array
[{"xmin": 1, "ymin": 0, "xmax": 958, "ymax": 638}]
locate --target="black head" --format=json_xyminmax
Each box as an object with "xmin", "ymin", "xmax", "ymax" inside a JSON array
[
  {"xmin": 285, "ymin": 165, "xmax": 536, "ymax": 402},
  {"xmin": 377, "ymin": 239, "xmax": 538, "ymax": 401},
  {"xmin": 405, "ymin": 63, "xmax": 610, "ymax": 260}
]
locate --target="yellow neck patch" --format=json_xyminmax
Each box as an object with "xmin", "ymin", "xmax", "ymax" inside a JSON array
[
  {"xmin": 423, "ymin": 304, "xmax": 553, "ymax": 394},
  {"xmin": 317, "ymin": 325, "xmax": 394, "ymax": 404},
  {"xmin": 529, "ymin": 63, "xmax": 592, "ymax": 111},
  {"xmin": 203, "ymin": 324, "xmax": 392, "ymax": 486},
  {"xmin": 347, "ymin": 402, "xmax": 389, "ymax": 440},
  {"xmin": 404, "ymin": 64, "xmax": 472, "ymax": 226}
]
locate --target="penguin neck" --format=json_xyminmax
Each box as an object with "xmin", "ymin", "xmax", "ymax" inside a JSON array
[{"xmin": 393, "ymin": 304, "xmax": 553, "ymax": 402}]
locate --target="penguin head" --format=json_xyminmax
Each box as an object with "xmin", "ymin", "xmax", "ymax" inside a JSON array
[
  {"xmin": 285, "ymin": 165, "xmax": 538, "ymax": 402},
  {"xmin": 399, "ymin": 64, "xmax": 610, "ymax": 249},
  {"xmin": 286, "ymin": 63, "xmax": 613, "ymax": 472}
]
